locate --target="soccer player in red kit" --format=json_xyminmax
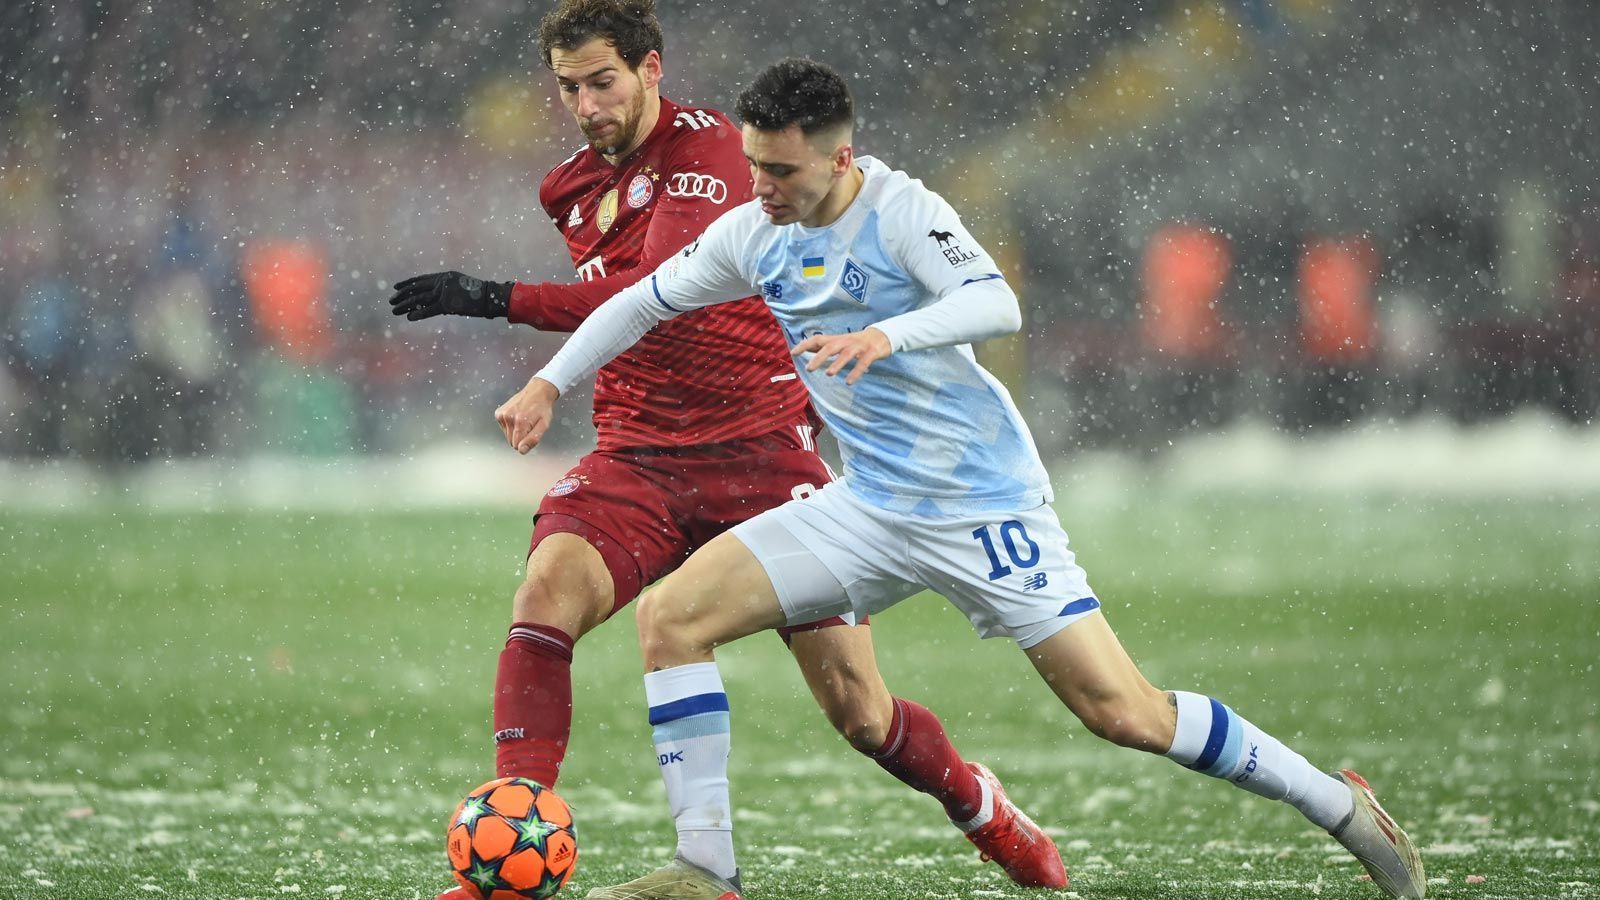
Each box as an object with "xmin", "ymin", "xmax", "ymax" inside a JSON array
[{"xmin": 387, "ymin": 1, "xmax": 1064, "ymax": 897}]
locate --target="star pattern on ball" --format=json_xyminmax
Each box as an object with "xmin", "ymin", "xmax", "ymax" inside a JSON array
[
  {"xmin": 467, "ymin": 859, "xmax": 499, "ymax": 890},
  {"xmin": 513, "ymin": 813, "xmax": 554, "ymax": 854},
  {"xmin": 456, "ymin": 795, "xmax": 491, "ymax": 829}
]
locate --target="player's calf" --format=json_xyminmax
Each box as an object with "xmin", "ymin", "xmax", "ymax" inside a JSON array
[
  {"xmin": 789, "ymin": 625, "xmax": 894, "ymax": 752},
  {"xmin": 635, "ymin": 531, "xmax": 789, "ymax": 670}
]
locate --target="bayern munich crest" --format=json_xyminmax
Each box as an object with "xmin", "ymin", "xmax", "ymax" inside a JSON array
[
  {"xmin": 547, "ymin": 476, "xmax": 585, "ymax": 497},
  {"xmin": 626, "ymin": 173, "xmax": 654, "ymax": 208}
]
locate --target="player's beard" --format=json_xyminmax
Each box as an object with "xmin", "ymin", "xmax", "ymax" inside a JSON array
[{"xmin": 581, "ymin": 86, "xmax": 647, "ymax": 157}]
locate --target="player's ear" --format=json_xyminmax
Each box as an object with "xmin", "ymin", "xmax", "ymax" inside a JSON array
[
  {"xmin": 831, "ymin": 140, "xmax": 854, "ymax": 177},
  {"xmin": 637, "ymin": 50, "xmax": 663, "ymax": 91}
]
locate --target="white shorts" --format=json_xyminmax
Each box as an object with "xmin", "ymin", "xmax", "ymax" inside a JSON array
[{"xmin": 731, "ymin": 480, "xmax": 1100, "ymax": 649}]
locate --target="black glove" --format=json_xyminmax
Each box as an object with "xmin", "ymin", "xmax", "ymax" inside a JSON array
[{"xmin": 387, "ymin": 271, "xmax": 511, "ymax": 321}]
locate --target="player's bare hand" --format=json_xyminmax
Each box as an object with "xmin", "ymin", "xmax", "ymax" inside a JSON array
[
  {"xmin": 792, "ymin": 327, "xmax": 893, "ymax": 385},
  {"xmin": 494, "ymin": 378, "xmax": 559, "ymax": 454}
]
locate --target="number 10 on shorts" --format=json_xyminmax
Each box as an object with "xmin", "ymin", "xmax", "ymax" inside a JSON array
[{"xmin": 971, "ymin": 520, "xmax": 1041, "ymax": 581}]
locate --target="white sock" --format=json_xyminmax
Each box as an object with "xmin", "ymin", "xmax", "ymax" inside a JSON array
[
  {"xmin": 645, "ymin": 663, "xmax": 737, "ymax": 881},
  {"xmin": 1167, "ymin": 691, "xmax": 1354, "ymax": 831}
]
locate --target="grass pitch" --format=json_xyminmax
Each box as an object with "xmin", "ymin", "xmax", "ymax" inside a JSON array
[{"xmin": 2, "ymin": 486, "xmax": 1597, "ymax": 899}]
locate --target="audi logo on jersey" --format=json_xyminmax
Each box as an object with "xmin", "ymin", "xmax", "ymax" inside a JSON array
[{"xmin": 666, "ymin": 172, "xmax": 728, "ymax": 204}]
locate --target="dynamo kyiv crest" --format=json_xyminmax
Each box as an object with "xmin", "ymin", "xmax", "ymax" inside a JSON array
[{"xmin": 840, "ymin": 259, "xmax": 869, "ymax": 303}]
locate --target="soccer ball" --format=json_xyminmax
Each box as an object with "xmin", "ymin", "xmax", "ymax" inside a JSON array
[{"xmin": 446, "ymin": 777, "xmax": 578, "ymax": 899}]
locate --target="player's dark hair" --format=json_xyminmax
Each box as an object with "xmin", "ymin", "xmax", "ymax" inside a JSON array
[
  {"xmin": 538, "ymin": 0, "xmax": 664, "ymax": 70},
  {"xmin": 735, "ymin": 58, "xmax": 854, "ymax": 136}
]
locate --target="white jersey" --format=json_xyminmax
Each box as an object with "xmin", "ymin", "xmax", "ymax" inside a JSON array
[{"xmin": 536, "ymin": 155, "xmax": 1052, "ymax": 517}]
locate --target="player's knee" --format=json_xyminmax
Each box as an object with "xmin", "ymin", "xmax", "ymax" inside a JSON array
[
  {"xmin": 1077, "ymin": 693, "xmax": 1171, "ymax": 752},
  {"xmin": 512, "ymin": 569, "xmax": 609, "ymax": 640},
  {"xmin": 815, "ymin": 684, "xmax": 890, "ymax": 751},
  {"xmin": 634, "ymin": 584, "xmax": 702, "ymax": 654}
]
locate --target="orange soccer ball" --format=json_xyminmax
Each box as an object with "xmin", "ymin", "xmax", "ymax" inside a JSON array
[{"xmin": 446, "ymin": 777, "xmax": 578, "ymax": 899}]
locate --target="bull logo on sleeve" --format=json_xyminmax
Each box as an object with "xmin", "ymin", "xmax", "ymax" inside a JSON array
[{"xmin": 929, "ymin": 227, "xmax": 978, "ymax": 265}]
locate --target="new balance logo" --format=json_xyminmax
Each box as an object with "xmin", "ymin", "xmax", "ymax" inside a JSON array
[
  {"xmin": 493, "ymin": 728, "xmax": 525, "ymax": 743},
  {"xmin": 1022, "ymin": 572, "xmax": 1049, "ymax": 592},
  {"xmin": 761, "ymin": 281, "xmax": 783, "ymax": 299},
  {"xmin": 658, "ymin": 750, "xmax": 685, "ymax": 766}
]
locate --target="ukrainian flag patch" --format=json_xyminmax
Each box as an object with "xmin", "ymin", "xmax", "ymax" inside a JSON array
[{"xmin": 801, "ymin": 256, "xmax": 826, "ymax": 278}]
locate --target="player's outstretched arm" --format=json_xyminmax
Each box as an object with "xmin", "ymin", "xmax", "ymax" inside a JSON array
[{"xmin": 386, "ymin": 271, "xmax": 511, "ymax": 321}]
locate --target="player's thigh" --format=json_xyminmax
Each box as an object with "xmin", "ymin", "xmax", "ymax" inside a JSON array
[
  {"xmin": 729, "ymin": 481, "xmax": 920, "ymax": 626},
  {"xmin": 529, "ymin": 452, "xmax": 688, "ymax": 624},
  {"xmin": 636, "ymin": 527, "xmax": 791, "ymax": 657},
  {"xmin": 516, "ymin": 530, "xmax": 615, "ymax": 639},
  {"xmin": 907, "ymin": 502, "xmax": 1100, "ymax": 649}
]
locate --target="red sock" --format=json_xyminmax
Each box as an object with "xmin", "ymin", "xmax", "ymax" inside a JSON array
[
  {"xmin": 493, "ymin": 622, "xmax": 575, "ymax": 787},
  {"xmin": 866, "ymin": 697, "xmax": 984, "ymax": 822}
]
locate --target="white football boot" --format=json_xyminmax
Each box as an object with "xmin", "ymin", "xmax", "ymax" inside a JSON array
[
  {"xmin": 1330, "ymin": 770, "xmax": 1426, "ymax": 898},
  {"xmin": 585, "ymin": 856, "xmax": 741, "ymax": 900}
]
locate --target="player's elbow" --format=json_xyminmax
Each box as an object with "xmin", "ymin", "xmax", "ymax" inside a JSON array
[{"xmin": 989, "ymin": 280, "xmax": 1022, "ymax": 336}]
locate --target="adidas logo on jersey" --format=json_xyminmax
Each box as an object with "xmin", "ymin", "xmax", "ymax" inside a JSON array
[{"xmin": 567, "ymin": 204, "xmax": 583, "ymax": 228}]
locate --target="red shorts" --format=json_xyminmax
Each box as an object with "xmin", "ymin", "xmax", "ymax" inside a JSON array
[{"xmin": 530, "ymin": 428, "xmax": 862, "ymax": 639}]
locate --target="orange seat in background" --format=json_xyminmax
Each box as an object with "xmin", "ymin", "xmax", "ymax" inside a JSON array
[
  {"xmin": 1140, "ymin": 224, "xmax": 1232, "ymax": 362},
  {"xmin": 1299, "ymin": 237, "xmax": 1379, "ymax": 364},
  {"xmin": 243, "ymin": 239, "xmax": 332, "ymax": 364}
]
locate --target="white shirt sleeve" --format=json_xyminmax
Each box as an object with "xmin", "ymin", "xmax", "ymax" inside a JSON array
[
  {"xmin": 872, "ymin": 178, "xmax": 1020, "ymax": 352},
  {"xmin": 872, "ymin": 275, "xmax": 1021, "ymax": 353},
  {"xmin": 533, "ymin": 207, "xmax": 757, "ymax": 393}
]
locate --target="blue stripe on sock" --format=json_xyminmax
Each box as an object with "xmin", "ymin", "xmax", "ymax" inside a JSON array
[
  {"xmin": 1204, "ymin": 708, "xmax": 1245, "ymax": 777},
  {"xmin": 648, "ymin": 692, "xmax": 730, "ymax": 726},
  {"xmin": 1190, "ymin": 698, "xmax": 1231, "ymax": 772},
  {"xmin": 652, "ymin": 711, "xmax": 731, "ymax": 744},
  {"xmin": 1058, "ymin": 596, "xmax": 1101, "ymax": 617}
]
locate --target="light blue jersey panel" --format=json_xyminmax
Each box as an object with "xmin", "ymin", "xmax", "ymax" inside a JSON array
[{"xmin": 752, "ymin": 204, "xmax": 1050, "ymax": 516}]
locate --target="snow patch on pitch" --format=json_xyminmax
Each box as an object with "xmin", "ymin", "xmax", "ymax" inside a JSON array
[
  {"xmin": 1065, "ymin": 411, "xmax": 1600, "ymax": 497},
  {"xmin": 0, "ymin": 445, "xmax": 578, "ymax": 512},
  {"xmin": 3, "ymin": 412, "xmax": 1596, "ymax": 511}
]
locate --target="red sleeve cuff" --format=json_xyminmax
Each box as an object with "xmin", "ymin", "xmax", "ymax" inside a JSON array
[{"xmin": 508, "ymin": 281, "xmax": 546, "ymax": 328}]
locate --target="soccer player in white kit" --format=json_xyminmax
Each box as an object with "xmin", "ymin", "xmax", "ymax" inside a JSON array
[{"xmin": 494, "ymin": 59, "xmax": 1428, "ymax": 900}]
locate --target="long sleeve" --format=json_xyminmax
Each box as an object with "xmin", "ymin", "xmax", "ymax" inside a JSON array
[
  {"xmin": 872, "ymin": 274, "xmax": 1021, "ymax": 353},
  {"xmin": 873, "ymin": 174, "xmax": 1019, "ymax": 352},
  {"xmin": 533, "ymin": 278, "xmax": 673, "ymax": 393}
]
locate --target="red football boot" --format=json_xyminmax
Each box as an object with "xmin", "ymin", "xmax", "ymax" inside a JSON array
[
  {"xmin": 962, "ymin": 763, "xmax": 1068, "ymax": 889},
  {"xmin": 436, "ymin": 886, "xmax": 474, "ymax": 900}
]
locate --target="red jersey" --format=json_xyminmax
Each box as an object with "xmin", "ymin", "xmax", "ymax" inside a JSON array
[{"xmin": 507, "ymin": 97, "xmax": 813, "ymax": 451}]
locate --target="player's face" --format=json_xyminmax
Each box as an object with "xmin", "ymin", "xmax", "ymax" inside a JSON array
[
  {"xmin": 550, "ymin": 39, "xmax": 661, "ymax": 158},
  {"xmin": 743, "ymin": 124, "xmax": 852, "ymax": 227}
]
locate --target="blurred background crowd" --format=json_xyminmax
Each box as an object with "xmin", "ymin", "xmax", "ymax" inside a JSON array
[{"xmin": 2, "ymin": 0, "xmax": 1595, "ymax": 464}]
